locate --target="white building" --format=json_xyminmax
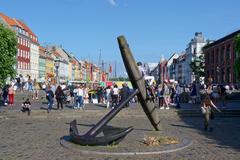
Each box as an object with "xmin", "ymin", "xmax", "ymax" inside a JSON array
[
  {"xmin": 30, "ymin": 42, "xmax": 39, "ymax": 80},
  {"xmin": 166, "ymin": 53, "xmax": 179, "ymax": 81},
  {"xmin": 183, "ymin": 32, "xmax": 207, "ymax": 84},
  {"xmin": 51, "ymin": 47, "xmax": 69, "ymax": 83},
  {"xmin": 176, "ymin": 53, "xmax": 186, "ymax": 84}
]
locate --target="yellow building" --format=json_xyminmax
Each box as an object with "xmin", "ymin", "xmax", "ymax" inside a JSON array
[
  {"xmin": 68, "ymin": 59, "xmax": 73, "ymax": 81},
  {"xmin": 74, "ymin": 58, "xmax": 81, "ymax": 81},
  {"xmin": 45, "ymin": 51, "xmax": 54, "ymax": 81}
]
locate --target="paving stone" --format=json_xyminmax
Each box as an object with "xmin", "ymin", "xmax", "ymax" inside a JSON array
[{"xmin": 0, "ymin": 92, "xmax": 240, "ymax": 159}]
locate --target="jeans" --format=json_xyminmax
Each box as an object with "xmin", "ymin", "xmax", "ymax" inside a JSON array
[
  {"xmin": 175, "ymin": 94, "xmax": 180, "ymax": 108},
  {"xmin": 77, "ymin": 96, "xmax": 83, "ymax": 108},
  {"xmin": 48, "ymin": 98, "xmax": 53, "ymax": 111}
]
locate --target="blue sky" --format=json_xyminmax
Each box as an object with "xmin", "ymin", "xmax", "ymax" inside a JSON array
[{"xmin": 1, "ymin": 0, "xmax": 240, "ymax": 76}]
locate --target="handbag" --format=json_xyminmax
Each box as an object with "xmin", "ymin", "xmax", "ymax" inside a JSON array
[{"xmin": 201, "ymin": 107, "xmax": 206, "ymax": 114}]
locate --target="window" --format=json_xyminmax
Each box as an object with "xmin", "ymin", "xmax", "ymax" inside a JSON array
[
  {"xmin": 20, "ymin": 61, "xmax": 22, "ymax": 69},
  {"xmin": 206, "ymin": 52, "xmax": 209, "ymax": 65},
  {"xmin": 226, "ymin": 44, "xmax": 230, "ymax": 61},
  {"xmin": 226, "ymin": 67, "xmax": 230, "ymax": 83},
  {"xmin": 215, "ymin": 49, "xmax": 219, "ymax": 64},
  {"xmin": 211, "ymin": 50, "xmax": 214, "ymax": 63},
  {"xmin": 18, "ymin": 61, "xmax": 20, "ymax": 69},
  {"xmin": 18, "ymin": 37, "xmax": 20, "ymax": 43},
  {"xmin": 220, "ymin": 46, "xmax": 225, "ymax": 63},
  {"xmin": 17, "ymin": 49, "xmax": 20, "ymax": 56}
]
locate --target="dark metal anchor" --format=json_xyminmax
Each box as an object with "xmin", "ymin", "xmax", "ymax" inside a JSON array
[
  {"xmin": 69, "ymin": 89, "xmax": 138, "ymax": 146},
  {"xmin": 69, "ymin": 36, "xmax": 161, "ymax": 146}
]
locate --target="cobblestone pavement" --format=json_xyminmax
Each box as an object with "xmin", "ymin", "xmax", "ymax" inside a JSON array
[{"xmin": 0, "ymin": 92, "xmax": 240, "ymax": 160}]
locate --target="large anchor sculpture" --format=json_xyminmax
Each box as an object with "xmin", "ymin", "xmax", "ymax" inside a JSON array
[{"xmin": 69, "ymin": 36, "xmax": 161, "ymax": 146}]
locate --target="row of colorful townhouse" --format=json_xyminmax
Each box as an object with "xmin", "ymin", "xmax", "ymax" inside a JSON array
[
  {"xmin": 150, "ymin": 31, "xmax": 240, "ymax": 86},
  {"xmin": 0, "ymin": 12, "xmax": 108, "ymax": 84}
]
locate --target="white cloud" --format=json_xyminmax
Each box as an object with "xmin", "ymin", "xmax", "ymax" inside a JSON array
[{"xmin": 108, "ymin": 0, "xmax": 117, "ymax": 6}]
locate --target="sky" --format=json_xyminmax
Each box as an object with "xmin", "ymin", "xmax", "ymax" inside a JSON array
[{"xmin": 1, "ymin": 0, "xmax": 240, "ymax": 77}]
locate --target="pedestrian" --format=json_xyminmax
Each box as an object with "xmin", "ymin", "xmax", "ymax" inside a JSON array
[
  {"xmin": 170, "ymin": 84, "xmax": 176, "ymax": 105},
  {"xmin": 157, "ymin": 84, "xmax": 163, "ymax": 108},
  {"xmin": 46, "ymin": 85, "xmax": 54, "ymax": 113},
  {"xmin": 219, "ymin": 85, "xmax": 227, "ymax": 107},
  {"xmin": 175, "ymin": 84, "xmax": 181, "ymax": 108},
  {"xmin": 83, "ymin": 85, "xmax": 89, "ymax": 108},
  {"xmin": 119, "ymin": 83, "xmax": 130, "ymax": 107},
  {"xmin": 55, "ymin": 86, "xmax": 64, "ymax": 110},
  {"xmin": 105, "ymin": 86, "xmax": 112, "ymax": 108},
  {"xmin": 8, "ymin": 84, "xmax": 15, "ymax": 106},
  {"xmin": 201, "ymin": 94, "xmax": 221, "ymax": 132},
  {"xmin": 111, "ymin": 84, "xmax": 119, "ymax": 108},
  {"xmin": 32, "ymin": 79, "xmax": 39, "ymax": 100},
  {"xmin": 27, "ymin": 76, "xmax": 33, "ymax": 92},
  {"xmin": 190, "ymin": 82, "xmax": 197, "ymax": 104},
  {"xmin": 51, "ymin": 83, "xmax": 56, "ymax": 106},
  {"xmin": 97, "ymin": 86, "xmax": 104, "ymax": 104},
  {"xmin": 2, "ymin": 85, "xmax": 9, "ymax": 106},
  {"xmin": 21, "ymin": 98, "xmax": 31, "ymax": 115},
  {"xmin": 73, "ymin": 86, "xmax": 78, "ymax": 109},
  {"xmin": 69, "ymin": 84, "xmax": 75, "ymax": 104},
  {"xmin": 160, "ymin": 81, "xmax": 170, "ymax": 110},
  {"xmin": 76, "ymin": 85, "xmax": 84, "ymax": 109}
]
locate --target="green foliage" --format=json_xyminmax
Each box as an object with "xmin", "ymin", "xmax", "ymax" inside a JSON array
[
  {"xmin": 234, "ymin": 58, "xmax": 240, "ymax": 80},
  {"xmin": 234, "ymin": 34, "xmax": 240, "ymax": 81},
  {"xmin": 190, "ymin": 55, "xmax": 205, "ymax": 81},
  {"xmin": 235, "ymin": 34, "xmax": 240, "ymax": 55},
  {"xmin": 0, "ymin": 24, "xmax": 17, "ymax": 87}
]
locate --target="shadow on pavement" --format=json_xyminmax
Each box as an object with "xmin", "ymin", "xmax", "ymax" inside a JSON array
[
  {"xmin": 179, "ymin": 116, "xmax": 240, "ymax": 151},
  {"xmin": 64, "ymin": 122, "xmax": 94, "ymax": 127}
]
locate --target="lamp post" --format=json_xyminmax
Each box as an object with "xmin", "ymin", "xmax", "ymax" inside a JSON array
[
  {"xmin": 54, "ymin": 59, "xmax": 60, "ymax": 85},
  {"xmin": 72, "ymin": 65, "xmax": 76, "ymax": 81}
]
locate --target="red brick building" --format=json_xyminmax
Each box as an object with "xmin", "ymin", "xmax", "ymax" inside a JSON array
[
  {"xmin": 203, "ymin": 30, "xmax": 240, "ymax": 85},
  {"xmin": 0, "ymin": 13, "xmax": 31, "ymax": 77}
]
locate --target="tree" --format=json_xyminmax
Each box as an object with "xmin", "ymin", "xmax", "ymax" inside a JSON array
[
  {"xmin": 234, "ymin": 33, "xmax": 240, "ymax": 81},
  {"xmin": 0, "ymin": 23, "xmax": 17, "ymax": 87},
  {"xmin": 190, "ymin": 54, "xmax": 205, "ymax": 82}
]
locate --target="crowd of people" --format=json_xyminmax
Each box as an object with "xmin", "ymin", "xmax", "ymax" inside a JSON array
[{"xmin": 0, "ymin": 72, "xmax": 239, "ymax": 133}]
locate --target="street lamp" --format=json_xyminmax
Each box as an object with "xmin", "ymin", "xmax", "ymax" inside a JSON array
[
  {"xmin": 54, "ymin": 59, "xmax": 60, "ymax": 85},
  {"xmin": 72, "ymin": 65, "xmax": 76, "ymax": 81}
]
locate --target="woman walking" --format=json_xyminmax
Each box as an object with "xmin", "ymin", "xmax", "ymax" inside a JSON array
[
  {"xmin": 55, "ymin": 86, "xmax": 64, "ymax": 110},
  {"xmin": 202, "ymin": 94, "xmax": 221, "ymax": 132},
  {"xmin": 8, "ymin": 85, "xmax": 15, "ymax": 106}
]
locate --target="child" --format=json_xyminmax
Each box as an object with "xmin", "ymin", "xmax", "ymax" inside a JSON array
[{"xmin": 21, "ymin": 98, "xmax": 31, "ymax": 115}]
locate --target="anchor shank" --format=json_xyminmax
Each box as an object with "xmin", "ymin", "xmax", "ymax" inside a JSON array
[
  {"xmin": 117, "ymin": 36, "xmax": 161, "ymax": 131},
  {"xmin": 85, "ymin": 89, "xmax": 139, "ymax": 137}
]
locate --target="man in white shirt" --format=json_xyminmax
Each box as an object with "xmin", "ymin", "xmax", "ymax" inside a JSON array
[{"xmin": 76, "ymin": 85, "xmax": 84, "ymax": 109}]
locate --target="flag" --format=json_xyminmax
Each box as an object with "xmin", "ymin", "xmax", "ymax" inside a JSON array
[{"xmin": 109, "ymin": 64, "xmax": 112, "ymax": 73}]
